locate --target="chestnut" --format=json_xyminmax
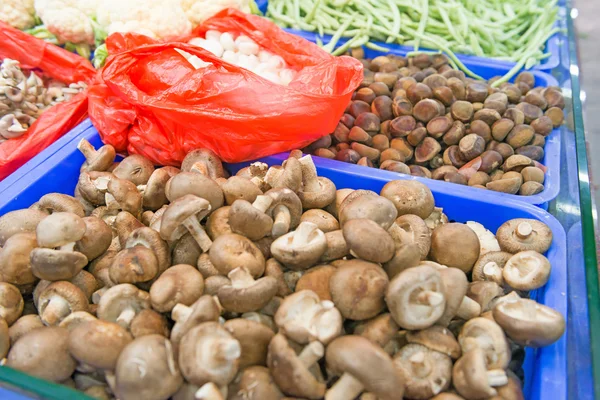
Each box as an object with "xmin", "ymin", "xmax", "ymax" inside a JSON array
[
  {"xmin": 502, "ymin": 85, "xmax": 522, "ymax": 104},
  {"xmin": 545, "ymin": 107, "xmax": 565, "ymax": 128},
  {"xmin": 524, "ymin": 91, "xmax": 548, "ymax": 110},
  {"xmin": 407, "ymin": 126, "xmax": 428, "ymax": 146},
  {"xmin": 433, "ymin": 86, "xmax": 454, "ymax": 106},
  {"xmin": 530, "ymin": 116, "xmax": 553, "ymax": 136},
  {"xmin": 389, "ymin": 116, "xmax": 417, "ymax": 138},
  {"xmin": 426, "ymin": 116, "xmax": 452, "ymax": 139},
  {"xmin": 447, "ymin": 77, "xmax": 466, "ymax": 100},
  {"xmin": 390, "ymin": 138, "xmax": 414, "ymax": 161},
  {"xmin": 491, "ymin": 118, "xmax": 515, "ymax": 142},
  {"xmin": 355, "ymin": 88, "xmax": 376, "ymax": 104},
  {"xmin": 413, "ymin": 99, "xmax": 442, "ymax": 123},
  {"xmin": 442, "ymin": 121, "xmax": 466, "ymax": 146},
  {"xmin": 451, "ymin": 101, "xmax": 474, "ymax": 122},
  {"xmin": 409, "ymin": 164, "xmax": 432, "ymax": 178},
  {"xmin": 466, "ymin": 82, "xmax": 489, "ymax": 103},
  {"xmin": 443, "ymin": 145, "xmax": 466, "ymax": 168},
  {"xmin": 543, "ymin": 88, "xmax": 565, "ymax": 109},
  {"xmin": 506, "ymin": 125, "xmax": 535, "ymax": 149},
  {"xmin": 473, "ymin": 109, "xmax": 501, "ymax": 126},
  {"xmin": 415, "ymin": 137, "xmax": 442, "ymax": 163},
  {"xmin": 468, "ymin": 120, "xmax": 492, "ymax": 143},
  {"xmin": 431, "ymin": 165, "xmax": 459, "ymax": 180},
  {"xmin": 335, "ymin": 149, "xmax": 361, "ymax": 164},
  {"xmin": 503, "ymin": 108, "xmax": 525, "ymax": 125},
  {"xmin": 354, "ymin": 112, "xmax": 381, "ymax": 135},
  {"xmin": 371, "ymin": 96, "xmax": 394, "ymax": 121},
  {"xmin": 407, "ymin": 83, "xmax": 433, "ymax": 104},
  {"xmin": 340, "ymin": 113, "xmax": 355, "ymax": 129},
  {"xmin": 423, "ymin": 74, "xmax": 448, "ymax": 90},
  {"xmin": 444, "ymin": 171, "xmax": 468, "ymax": 185},
  {"xmin": 468, "ymin": 171, "xmax": 491, "ymax": 186},
  {"xmin": 372, "ymin": 134, "xmax": 390, "ymax": 152},
  {"xmin": 516, "ymin": 102, "xmax": 543, "ymax": 124},
  {"xmin": 348, "ymin": 127, "xmax": 372, "ymax": 144},
  {"xmin": 459, "ymin": 134, "xmax": 485, "ymax": 160},
  {"xmin": 379, "ymin": 160, "xmax": 410, "ymax": 174},
  {"xmin": 380, "ymin": 148, "xmax": 406, "ymax": 163},
  {"xmin": 515, "ymin": 145, "xmax": 544, "ymax": 161},
  {"xmin": 392, "ymin": 96, "xmax": 413, "ymax": 117},
  {"xmin": 479, "ymin": 151, "xmax": 504, "ymax": 174}
]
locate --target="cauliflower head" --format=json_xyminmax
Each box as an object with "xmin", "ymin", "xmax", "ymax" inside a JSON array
[
  {"xmin": 181, "ymin": 0, "xmax": 252, "ymax": 27},
  {"xmin": 34, "ymin": 0, "xmax": 99, "ymax": 44},
  {"xmin": 0, "ymin": 0, "xmax": 36, "ymax": 30}
]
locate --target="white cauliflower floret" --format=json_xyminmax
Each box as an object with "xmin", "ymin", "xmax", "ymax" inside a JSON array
[
  {"xmin": 35, "ymin": 0, "xmax": 100, "ymax": 44},
  {"xmin": 181, "ymin": 0, "xmax": 252, "ymax": 27},
  {"xmin": 0, "ymin": 0, "xmax": 36, "ymax": 30}
]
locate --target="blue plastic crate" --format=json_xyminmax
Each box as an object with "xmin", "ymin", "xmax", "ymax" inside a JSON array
[
  {"xmin": 0, "ymin": 125, "xmax": 567, "ymax": 400},
  {"xmin": 254, "ymin": 0, "xmax": 560, "ymax": 71}
]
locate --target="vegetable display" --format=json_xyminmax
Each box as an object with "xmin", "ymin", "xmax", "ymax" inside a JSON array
[
  {"xmin": 300, "ymin": 51, "xmax": 564, "ymax": 196},
  {"xmin": 264, "ymin": 0, "xmax": 560, "ymax": 82},
  {"xmin": 0, "ymin": 144, "xmax": 564, "ymax": 399}
]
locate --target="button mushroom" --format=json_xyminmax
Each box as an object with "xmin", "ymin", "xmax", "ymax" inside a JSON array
[
  {"xmin": 105, "ymin": 176, "xmax": 143, "ymax": 218},
  {"xmin": 458, "ymin": 317, "xmax": 511, "ymax": 370},
  {"xmin": 97, "ymin": 284, "xmax": 150, "ymax": 330},
  {"xmin": 271, "ymin": 222, "xmax": 327, "ymax": 270},
  {"xmin": 224, "ymin": 318, "xmax": 275, "ymax": 368},
  {"xmin": 161, "ymin": 194, "xmax": 213, "ymax": 252},
  {"xmin": 7, "ymin": 326, "xmax": 76, "ymax": 382},
  {"xmin": 453, "ymin": 348, "xmax": 508, "ymax": 399},
  {"xmin": 393, "ymin": 343, "xmax": 452, "ymax": 398},
  {"xmin": 77, "ymin": 139, "xmax": 117, "ymax": 172},
  {"xmin": 0, "ymin": 208, "xmax": 47, "ymax": 246},
  {"xmin": 297, "ymin": 155, "xmax": 336, "ymax": 209},
  {"xmin": 325, "ymin": 335, "xmax": 404, "ymax": 400},
  {"xmin": 166, "ymin": 171, "xmax": 224, "ymax": 214},
  {"xmin": 115, "ymin": 334, "xmax": 183, "ymax": 400},
  {"xmin": 0, "ymin": 232, "xmax": 37, "ymax": 288},
  {"xmin": 170, "ymin": 295, "xmax": 221, "ymax": 348},
  {"xmin": 112, "ymin": 154, "xmax": 155, "ymax": 186},
  {"xmin": 179, "ymin": 322, "xmax": 241, "ymax": 387},
  {"xmin": 386, "ymin": 265, "xmax": 446, "ymax": 330},
  {"xmin": 150, "ymin": 264, "xmax": 204, "ymax": 313},
  {"xmin": 380, "ymin": 180, "xmax": 435, "ymax": 219},
  {"xmin": 496, "ymin": 219, "xmax": 552, "ymax": 254},
  {"xmin": 68, "ymin": 319, "xmax": 133, "ymax": 370},
  {"xmin": 430, "ymin": 223, "xmax": 480, "ymax": 273},
  {"xmin": 228, "ymin": 196, "xmax": 274, "ymax": 241},
  {"xmin": 181, "ymin": 148, "xmax": 225, "ymax": 179},
  {"xmin": 502, "ymin": 251, "xmax": 551, "ymax": 291},
  {"xmin": 228, "ymin": 366, "xmax": 284, "ymax": 400},
  {"xmin": 130, "ymin": 309, "xmax": 170, "ymax": 338},
  {"xmin": 217, "ymin": 267, "xmax": 278, "ymax": 313},
  {"xmin": 37, "ymin": 281, "xmax": 89, "ymax": 326},
  {"xmin": 493, "ymin": 298, "xmax": 565, "ymax": 347},
  {"xmin": 267, "ymin": 333, "xmax": 326, "ymax": 399},
  {"xmin": 342, "ymin": 218, "xmax": 395, "ymax": 263},
  {"xmin": 338, "ymin": 191, "xmax": 398, "ymax": 230},
  {"xmin": 472, "ymin": 251, "xmax": 513, "ymax": 285},
  {"xmin": 264, "ymin": 188, "xmax": 303, "ymax": 237},
  {"xmin": 275, "ymin": 290, "xmax": 342, "ymax": 345},
  {"xmin": 209, "ymin": 233, "xmax": 266, "ymax": 277}
]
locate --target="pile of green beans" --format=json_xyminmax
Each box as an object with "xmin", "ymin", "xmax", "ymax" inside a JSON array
[{"xmin": 264, "ymin": 0, "xmax": 560, "ymax": 85}]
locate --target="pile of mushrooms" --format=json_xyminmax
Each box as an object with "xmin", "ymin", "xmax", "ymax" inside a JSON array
[
  {"xmin": 299, "ymin": 51, "xmax": 565, "ymax": 196},
  {"xmin": 0, "ymin": 58, "xmax": 86, "ymax": 142},
  {"xmin": 0, "ymin": 141, "xmax": 565, "ymax": 400}
]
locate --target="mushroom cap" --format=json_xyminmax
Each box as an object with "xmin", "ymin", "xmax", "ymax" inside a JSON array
[
  {"xmin": 395, "ymin": 215, "xmax": 431, "ymax": 260},
  {"xmin": 343, "ymin": 218, "xmax": 395, "ymax": 263},
  {"xmin": 0, "ymin": 318, "xmax": 9, "ymax": 359},
  {"xmin": 326, "ymin": 335, "xmax": 404, "ymax": 400},
  {"xmin": 436, "ymin": 267, "xmax": 471, "ymax": 327},
  {"xmin": 0, "ymin": 282, "xmax": 24, "ymax": 325},
  {"xmin": 204, "ymin": 275, "xmax": 231, "ymax": 296},
  {"xmin": 385, "ymin": 265, "xmax": 446, "ymax": 330},
  {"xmin": 109, "ymin": 246, "xmax": 159, "ymax": 284},
  {"xmin": 393, "ymin": 343, "xmax": 452, "ymax": 398},
  {"xmin": 406, "ymin": 326, "xmax": 462, "ymax": 359},
  {"xmin": 321, "ymin": 229, "xmax": 351, "ymax": 262},
  {"xmin": 181, "ymin": 148, "xmax": 225, "ymax": 179},
  {"xmin": 458, "ymin": 317, "xmax": 511, "ymax": 369},
  {"xmin": 114, "ymin": 211, "xmax": 145, "ymax": 248},
  {"xmin": 161, "ymin": 194, "xmax": 211, "ymax": 242},
  {"xmin": 493, "ymin": 298, "xmax": 565, "ymax": 347},
  {"xmin": 206, "ymin": 206, "xmax": 233, "ymax": 240},
  {"xmin": 339, "ymin": 192, "xmax": 398, "ymax": 230},
  {"xmin": 472, "ymin": 251, "xmax": 513, "ymax": 284},
  {"xmin": 150, "ymin": 264, "xmax": 204, "ymax": 313},
  {"xmin": 78, "ymin": 171, "xmax": 112, "ymax": 206},
  {"xmin": 166, "ymin": 172, "xmax": 224, "ymax": 214},
  {"xmin": 295, "ymin": 264, "xmax": 337, "ymax": 301},
  {"xmin": 270, "ymin": 222, "xmax": 327, "ymax": 270},
  {"xmin": 142, "ymin": 167, "xmax": 180, "ymax": 211},
  {"xmin": 502, "ymin": 251, "xmax": 551, "ymax": 291},
  {"xmin": 7, "ymin": 326, "xmax": 76, "ymax": 382},
  {"xmin": 224, "ymin": 318, "xmax": 275, "ymax": 368},
  {"xmin": 326, "ymin": 188, "xmax": 355, "ymax": 219},
  {"xmin": 130, "ymin": 309, "xmax": 170, "ymax": 338},
  {"xmin": 380, "ymin": 180, "xmax": 435, "ymax": 219},
  {"xmin": 430, "ymin": 223, "xmax": 480, "ymax": 273},
  {"xmin": 229, "ymin": 199, "xmax": 273, "ymax": 241},
  {"xmin": 467, "ymin": 281, "xmax": 505, "ymax": 312},
  {"xmin": 38, "ymin": 281, "xmax": 89, "ymax": 325},
  {"xmin": 81, "ymin": 141, "xmax": 116, "ymax": 172},
  {"xmin": 197, "ymin": 253, "xmax": 219, "ymax": 278},
  {"xmin": 8, "ymin": 314, "xmax": 44, "ymax": 343},
  {"xmin": 127, "ymin": 227, "xmax": 171, "ymax": 275},
  {"xmin": 30, "ymin": 248, "xmax": 89, "ymax": 281},
  {"xmin": 34, "ymin": 193, "xmax": 85, "ymax": 217},
  {"xmin": 112, "ymin": 154, "xmax": 155, "ymax": 186},
  {"xmin": 107, "ymin": 177, "xmax": 143, "ymax": 217},
  {"xmin": 353, "ymin": 313, "xmax": 400, "ymax": 348},
  {"xmin": 300, "ymin": 209, "xmax": 339, "ymax": 233},
  {"xmin": 383, "ymin": 241, "xmax": 422, "ymax": 280},
  {"xmin": 209, "ymin": 233, "xmax": 266, "ymax": 277},
  {"xmin": 228, "ymin": 366, "xmax": 284, "ymax": 400},
  {"xmin": 218, "ymin": 268, "xmax": 278, "ymax": 313},
  {"xmin": 97, "ymin": 284, "xmax": 150, "ymax": 323},
  {"xmin": 452, "ymin": 348, "xmax": 500, "ymax": 399},
  {"xmin": 264, "ymin": 257, "xmax": 292, "ymax": 297},
  {"xmin": 69, "ymin": 319, "xmax": 133, "ymax": 369},
  {"xmin": 221, "ymin": 176, "xmax": 262, "ymax": 205},
  {"xmin": 265, "ymin": 158, "xmax": 303, "ymax": 192},
  {"xmin": 265, "ymin": 188, "xmax": 303, "ymax": 229},
  {"xmin": 179, "ymin": 322, "xmax": 241, "ymax": 387},
  {"xmin": 115, "ymin": 335, "xmax": 183, "ymax": 400},
  {"xmin": 298, "ymin": 177, "xmax": 337, "ymax": 209},
  {"xmin": 496, "ymin": 218, "xmax": 552, "ymax": 254},
  {"xmin": 170, "ymin": 295, "xmax": 221, "ymax": 346},
  {"xmin": 76, "ymin": 216, "xmax": 112, "ymax": 261},
  {"xmin": 267, "ymin": 333, "xmax": 326, "ymax": 399},
  {"xmin": 36, "ymin": 212, "xmax": 86, "ymax": 248},
  {"xmin": 0, "ymin": 208, "xmax": 47, "ymax": 246},
  {"xmin": 0, "ymin": 232, "xmax": 37, "ymax": 286},
  {"xmin": 430, "ymin": 393, "xmax": 466, "ymax": 400},
  {"xmin": 58, "ymin": 311, "xmax": 96, "ymax": 331},
  {"xmin": 330, "ymin": 260, "xmax": 389, "ymax": 320}
]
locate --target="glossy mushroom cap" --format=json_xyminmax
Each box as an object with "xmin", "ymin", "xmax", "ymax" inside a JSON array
[
  {"xmin": 78, "ymin": 139, "xmax": 116, "ymax": 172},
  {"xmin": 338, "ymin": 192, "xmax": 398, "ymax": 230},
  {"xmin": 106, "ymin": 177, "xmax": 143, "ymax": 218},
  {"xmin": 112, "ymin": 154, "xmax": 154, "ymax": 186},
  {"xmin": 130, "ymin": 309, "xmax": 170, "ymax": 338},
  {"xmin": 141, "ymin": 167, "xmax": 179, "ymax": 211},
  {"xmin": 380, "ymin": 180, "xmax": 435, "ymax": 219},
  {"xmin": 221, "ymin": 176, "xmax": 262, "ymax": 206},
  {"xmin": 8, "ymin": 314, "xmax": 44, "ymax": 343},
  {"xmin": 342, "ymin": 219, "xmax": 395, "ymax": 263},
  {"xmin": 353, "ymin": 313, "xmax": 400, "ymax": 350},
  {"xmin": 430, "ymin": 223, "xmax": 480, "ymax": 273},
  {"xmin": 76, "ymin": 216, "xmax": 112, "ymax": 261},
  {"xmin": 166, "ymin": 172, "xmax": 224, "ymax": 214},
  {"xmin": 68, "ymin": 319, "xmax": 133, "ymax": 370},
  {"xmin": 496, "ymin": 218, "xmax": 552, "ymax": 254}
]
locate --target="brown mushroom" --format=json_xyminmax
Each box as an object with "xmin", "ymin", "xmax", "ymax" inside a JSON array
[
  {"xmin": 343, "ymin": 218, "xmax": 395, "ymax": 263},
  {"xmin": 166, "ymin": 172, "xmax": 224, "ymax": 213},
  {"xmin": 224, "ymin": 318, "xmax": 275, "ymax": 367},
  {"xmin": 0, "ymin": 208, "xmax": 47, "ymax": 246},
  {"xmin": 297, "ymin": 155, "xmax": 336, "ymax": 209},
  {"xmin": 109, "ymin": 245, "xmax": 159, "ymax": 285},
  {"xmin": 228, "ymin": 196, "xmax": 274, "ymax": 241},
  {"xmin": 393, "ymin": 343, "xmax": 452, "ymax": 398},
  {"xmin": 271, "ymin": 222, "xmax": 327, "ymax": 270},
  {"xmin": 130, "ymin": 309, "xmax": 170, "ymax": 338},
  {"xmin": 209, "ymin": 233, "xmax": 265, "ymax": 277},
  {"xmin": 380, "ymin": 180, "xmax": 435, "ymax": 219},
  {"xmin": 150, "ymin": 264, "xmax": 204, "ymax": 313},
  {"xmin": 78, "ymin": 139, "xmax": 116, "ymax": 172},
  {"xmin": 8, "ymin": 314, "xmax": 44, "ymax": 343},
  {"xmin": 467, "ymin": 281, "xmax": 505, "ymax": 312},
  {"xmin": 37, "ymin": 281, "xmax": 89, "ymax": 326},
  {"xmin": 161, "ymin": 194, "xmax": 213, "ymax": 252},
  {"xmin": 406, "ymin": 325, "xmax": 461, "ymax": 359},
  {"xmin": 264, "ymin": 188, "xmax": 303, "ymax": 237},
  {"xmin": 502, "ymin": 251, "xmax": 551, "ymax": 291},
  {"xmin": 458, "ymin": 317, "xmax": 511, "ymax": 370},
  {"xmin": 221, "ymin": 176, "xmax": 262, "ymax": 206},
  {"xmin": 338, "ymin": 191, "xmax": 398, "ymax": 229},
  {"xmin": 217, "ymin": 267, "xmax": 278, "ymax": 313},
  {"xmin": 97, "ymin": 284, "xmax": 150, "ymax": 329},
  {"xmin": 394, "ymin": 214, "xmax": 431, "ymax": 260},
  {"xmin": 295, "ymin": 264, "xmax": 336, "ymax": 301},
  {"xmin": 472, "ymin": 251, "xmax": 513, "ymax": 285},
  {"xmin": 228, "ymin": 366, "xmax": 284, "ymax": 400},
  {"xmin": 140, "ymin": 167, "xmax": 180, "ymax": 211},
  {"xmin": 264, "ymin": 158, "xmax": 303, "ymax": 193},
  {"xmin": 206, "ymin": 205, "xmax": 233, "ymax": 240},
  {"xmin": 496, "ymin": 219, "xmax": 552, "ymax": 254},
  {"xmin": 453, "ymin": 348, "xmax": 508, "ymax": 399},
  {"xmin": 31, "ymin": 193, "xmax": 85, "ymax": 216},
  {"xmin": 300, "ymin": 209, "xmax": 339, "ymax": 233},
  {"xmin": 0, "ymin": 232, "xmax": 37, "ymax": 288},
  {"xmin": 105, "ymin": 177, "xmax": 143, "ymax": 218},
  {"xmin": 429, "ymin": 223, "xmax": 480, "ymax": 273},
  {"xmin": 436, "ymin": 268, "xmax": 481, "ymax": 326},
  {"xmin": 69, "ymin": 319, "xmax": 132, "ymax": 370},
  {"xmin": 170, "ymin": 295, "xmax": 221, "ymax": 347}
]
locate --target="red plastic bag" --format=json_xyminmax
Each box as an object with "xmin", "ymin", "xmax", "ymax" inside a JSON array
[
  {"xmin": 0, "ymin": 22, "xmax": 96, "ymax": 181},
  {"xmin": 88, "ymin": 9, "xmax": 363, "ymax": 165}
]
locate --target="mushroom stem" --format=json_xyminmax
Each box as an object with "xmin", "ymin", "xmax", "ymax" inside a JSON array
[
  {"xmin": 171, "ymin": 303, "xmax": 193, "ymax": 322},
  {"xmin": 292, "ymin": 222, "xmax": 318, "ymax": 246},
  {"xmin": 272, "ymin": 205, "xmax": 291, "ymax": 237},
  {"xmin": 409, "ymin": 351, "xmax": 432, "ymax": 378},
  {"xmin": 228, "ymin": 267, "xmax": 256, "ymax": 288},
  {"xmin": 116, "ymin": 307, "xmax": 136, "ymax": 328},
  {"xmin": 191, "ymin": 162, "xmax": 209, "ymax": 176},
  {"xmin": 299, "ymin": 155, "xmax": 321, "ymax": 193},
  {"xmin": 297, "ymin": 341, "xmax": 324, "ymax": 367},
  {"xmin": 456, "ymin": 296, "xmax": 482, "ymax": 320},
  {"xmin": 252, "ymin": 195, "xmax": 273, "ymax": 213},
  {"xmin": 387, "ymin": 223, "xmax": 410, "ymax": 248},
  {"xmin": 416, "ymin": 291, "xmax": 445, "ymax": 306},
  {"xmin": 77, "ymin": 139, "xmax": 96, "ymax": 160},
  {"xmin": 137, "ymin": 184, "xmax": 147, "ymax": 195},
  {"xmin": 264, "ymin": 167, "xmax": 283, "ymax": 188},
  {"xmin": 183, "ymin": 215, "xmax": 213, "ymax": 252},
  {"xmin": 59, "ymin": 241, "xmax": 77, "ymax": 252},
  {"xmin": 42, "ymin": 296, "xmax": 71, "ymax": 325},
  {"xmin": 92, "ymin": 287, "xmax": 109, "ymax": 305},
  {"xmin": 325, "ymin": 373, "xmax": 364, "ymax": 400},
  {"xmin": 94, "ymin": 176, "xmax": 110, "ymax": 191},
  {"xmin": 515, "ymin": 222, "xmax": 533, "ymax": 239},
  {"xmin": 195, "ymin": 382, "xmax": 225, "ymax": 400},
  {"xmin": 487, "ymin": 369, "xmax": 509, "ymax": 387},
  {"xmin": 483, "ymin": 262, "xmax": 504, "ymax": 284}
]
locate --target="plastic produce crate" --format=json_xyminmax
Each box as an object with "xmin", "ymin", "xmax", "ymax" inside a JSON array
[
  {"xmin": 0, "ymin": 125, "xmax": 566, "ymax": 400},
  {"xmin": 253, "ymin": 0, "xmax": 560, "ymax": 71}
]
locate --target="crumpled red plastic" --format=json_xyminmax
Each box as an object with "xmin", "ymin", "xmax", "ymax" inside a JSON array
[
  {"xmin": 88, "ymin": 9, "xmax": 363, "ymax": 165},
  {"xmin": 0, "ymin": 22, "xmax": 96, "ymax": 181}
]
